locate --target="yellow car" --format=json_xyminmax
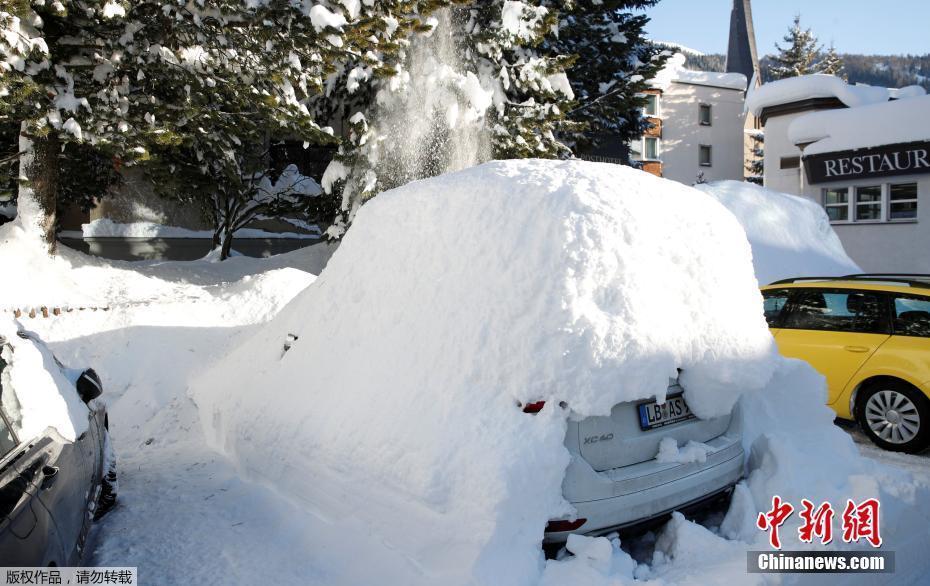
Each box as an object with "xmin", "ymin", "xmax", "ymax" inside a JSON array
[{"xmin": 761, "ymin": 274, "xmax": 930, "ymax": 453}]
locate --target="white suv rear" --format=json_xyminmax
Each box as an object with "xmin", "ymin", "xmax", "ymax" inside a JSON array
[{"xmin": 543, "ymin": 375, "xmax": 743, "ymax": 542}]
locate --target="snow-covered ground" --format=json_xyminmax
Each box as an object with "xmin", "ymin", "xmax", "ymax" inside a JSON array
[
  {"xmin": 3, "ymin": 162, "xmax": 929, "ymax": 585},
  {"xmin": 845, "ymin": 424, "xmax": 930, "ymax": 486}
]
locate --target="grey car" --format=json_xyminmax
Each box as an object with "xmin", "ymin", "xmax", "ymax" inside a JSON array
[{"xmin": 0, "ymin": 332, "xmax": 117, "ymax": 565}]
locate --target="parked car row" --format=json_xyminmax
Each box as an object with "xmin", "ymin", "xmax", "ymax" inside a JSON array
[
  {"xmin": 547, "ymin": 273, "xmax": 930, "ymax": 546},
  {"xmin": 3, "ymin": 274, "xmax": 925, "ymax": 562}
]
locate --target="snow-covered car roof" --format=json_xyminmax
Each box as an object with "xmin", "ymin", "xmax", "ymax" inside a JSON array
[{"xmin": 0, "ymin": 320, "xmax": 89, "ymax": 442}]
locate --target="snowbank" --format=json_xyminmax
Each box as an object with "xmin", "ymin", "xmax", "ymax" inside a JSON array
[
  {"xmin": 0, "ymin": 217, "xmax": 326, "ymax": 314},
  {"xmin": 194, "ymin": 159, "xmax": 781, "ymax": 583},
  {"xmin": 696, "ymin": 181, "xmax": 860, "ymax": 285},
  {"xmin": 745, "ymin": 75, "xmax": 908, "ymax": 116},
  {"xmin": 788, "ymin": 94, "xmax": 930, "ymax": 155},
  {"xmin": 0, "ymin": 320, "xmax": 88, "ymax": 442}
]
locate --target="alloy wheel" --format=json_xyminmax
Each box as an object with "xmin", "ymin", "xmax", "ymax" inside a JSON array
[{"xmin": 864, "ymin": 389, "xmax": 921, "ymax": 445}]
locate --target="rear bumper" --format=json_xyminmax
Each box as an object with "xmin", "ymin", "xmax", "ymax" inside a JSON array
[{"xmin": 545, "ymin": 438, "xmax": 744, "ymax": 542}]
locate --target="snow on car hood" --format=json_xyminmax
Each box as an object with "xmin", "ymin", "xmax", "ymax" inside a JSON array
[
  {"xmin": 192, "ymin": 159, "xmax": 779, "ymax": 583},
  {"xmin": 0, "ymin": 320, "xmax": 89, "ymax": 443}
]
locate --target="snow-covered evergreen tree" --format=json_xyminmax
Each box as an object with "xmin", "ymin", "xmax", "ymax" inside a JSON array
[
  {"xmin": 0, "ymin": 1, "xmax": 392, "ymax": 255},
  {"xmin": 0, "ymin": 1, "xmax": 129, "ymax": 251},
  {"xmin": 320, "ymin": 1, "xmax": 672, "ymax": 237},
  {"xmin": 746, "ymin": 130, "xmax": 764, "ymax": 185},
  {"xmin": 818, "ymin": 43, "xmax": 847, "ymax": 79},
  {"xmin": 547, "ymin": 0, "xmax": 668, "ymax": 156},
  {"xmin": 770, "ymin": 15, "xmax": 821, "ymax": 80}
]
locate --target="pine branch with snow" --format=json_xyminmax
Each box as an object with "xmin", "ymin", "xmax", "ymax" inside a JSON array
[
  {"xmin": 546, "ymin": 0, "xmax": 669, "ymax": 157},
  {"xmin": 817, "ymin": 43, "xmax": 847, "ymax": 80}
]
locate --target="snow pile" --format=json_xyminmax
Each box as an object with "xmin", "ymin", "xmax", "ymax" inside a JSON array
[
  {"xmin": 696, "ymin": 181, "xmax": 860, "ymax": 285},
  {"xmin": 0, "ymin": 217, "xmax": 325, "ymax": 313},
  {"xmin": 0, "ymin": 321, "xmax": 88, "ymax": 442},
  {"xmin": 194, "ymin": 159, "xmax": 781, "ymax": 583},
  {"xmin": 745, "ymin": 74, "xmax": 909, "ymax": 116},
  {"xmin": 788, "ymin": 94, "xmax": 930, "ymax": 155},
  {"xmin": 655, "ymin": 437, "xmax": 712, "ymax": 465},
  {"xmin": 651, "ymin": 53, "xmax": 747, "ymax": 91}
]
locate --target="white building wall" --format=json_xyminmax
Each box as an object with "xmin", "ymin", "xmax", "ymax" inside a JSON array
[
  {"xmin": 799, "ymin": 173, "xmax": 930, "ymax": 273},
  {"xmin": 761, "ymin": 113, "xmax": 805, "ymax": 195},
  {"xmin": 660, "ymin": 82, "xmax": 746, "ymax": 184}
]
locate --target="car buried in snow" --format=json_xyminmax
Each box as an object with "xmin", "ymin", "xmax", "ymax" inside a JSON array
[
  {"xmin": 534, "ymin": 374, "xmax": 744, "ymax": 545},
  {"xmin": 0, "ymin": 331, "xmax": 117, "ymax": 565}
]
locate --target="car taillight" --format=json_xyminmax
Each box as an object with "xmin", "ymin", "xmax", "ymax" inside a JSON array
[
  {"xmin": 545, "ymin": 518, "xmax": 587, "ymax": 533},
  {"xmin": 522, "ymin": 401, "xmax": 546, "ymax": 413}
]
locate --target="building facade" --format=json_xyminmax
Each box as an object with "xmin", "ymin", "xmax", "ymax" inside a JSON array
[
  {"xmin": 748, "ymin": 75, "xmax": 930, "ymax": 272},
  {"xmin": 631, "ymin": 55, "xmax": 748, "ymax": 185}
]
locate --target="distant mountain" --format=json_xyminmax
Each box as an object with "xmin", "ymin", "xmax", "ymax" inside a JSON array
[{"xmin": 680, "ymin": 52, "xmax": 930, "ymax": 91}]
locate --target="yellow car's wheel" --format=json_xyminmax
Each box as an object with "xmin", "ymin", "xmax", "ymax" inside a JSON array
[{"xmin": 857, "ymin": 380, "xmax": 930, "ymax": 454}]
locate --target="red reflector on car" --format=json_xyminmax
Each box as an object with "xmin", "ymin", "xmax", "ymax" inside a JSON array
[
  {"xmin": 522, "ymin": 401, "xmax": 546, "ymax": 413},
  {"xmin": 545, "ymin": 518, "xmax": 587, "ymax": 533}
]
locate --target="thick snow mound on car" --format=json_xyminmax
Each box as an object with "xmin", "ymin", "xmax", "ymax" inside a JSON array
[
  {"xmin": 696, "ymin": 181, "xmax": 860, "ymax": 285},
  {"xmin": 193, "ymin": 159, "xmax": 780, "ymax": 583},
  {"xmin": 0, "ymin": 320, "xmax": 89, "ymax": 442}
]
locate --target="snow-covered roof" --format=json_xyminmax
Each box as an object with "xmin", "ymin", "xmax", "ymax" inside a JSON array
[
  {"xmin": 788, "ymin": 94, "xmax": 930, "ymax": 155},
  {"xmin": 651, "ymin": 53, "xmax": 747, "ymax": 92},
  {"xmin": 746, "ymin": 74, "xmax": 926, "ymax": 117}
]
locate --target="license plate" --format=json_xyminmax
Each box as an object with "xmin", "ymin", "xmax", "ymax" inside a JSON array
[{"xmin": 637, "ymin": 394, "xmax": 695, "ymax": 431}]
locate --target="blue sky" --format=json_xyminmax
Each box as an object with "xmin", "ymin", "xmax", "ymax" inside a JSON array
[{"xmin": 643, "ymin": 0, "xmax": 930, "ymax": 56}]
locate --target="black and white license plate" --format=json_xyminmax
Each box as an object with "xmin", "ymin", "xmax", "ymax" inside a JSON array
[{"xmin": 637, "ymin": 394, "xmax": 695, "ymax": 431}]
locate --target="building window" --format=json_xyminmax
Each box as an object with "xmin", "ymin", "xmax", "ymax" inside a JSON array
[
  {"xmin": 698, "ymin": 104, "xmax": 712, "ymax": 126},
  {"xmin": 699, "ymin": 145, "xmax": 712, "ymax": 167},
  {"xmin": 644, "ymin": 94, "xmax": 659, "ymax": 117},
  {"xmin": 644, "ymin": 137, "xmax": 659, "ymax": 160},
  {"xmin": 855, "ymin": 186, "xmax": 882, "ymax": 221},
  {"xmin": 889, "ymin": 183, "xmax": 918, "ymax": 220},
  {"xmin": 823, "ymin": 187, "xmax": 849, "ymax": 221},
  {"xmin": 780, "ymin": 156, "xmax": 800, "ymax": 169},
  {"xmin": 822, "ymin": 182, "xmax": 919, "ymax": 224}
]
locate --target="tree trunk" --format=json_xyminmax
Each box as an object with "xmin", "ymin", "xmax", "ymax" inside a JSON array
[
  {"xmin": 220, "ymin": 229, "xmax": 234, "ymax": 261},
  {"xmin": 22, "ymin": 133, "xmax": 61, "ymax": 254}
]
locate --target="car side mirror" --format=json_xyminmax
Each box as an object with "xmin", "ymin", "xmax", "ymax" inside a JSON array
[{"xmin": 76, "ymin": 369, "xmax": 103, "ymax": 403}]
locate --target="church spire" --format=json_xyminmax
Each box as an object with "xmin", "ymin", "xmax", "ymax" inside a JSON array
[{"xmin": 726, "ymin": 0, "xmax": 761, "ymax": 88}]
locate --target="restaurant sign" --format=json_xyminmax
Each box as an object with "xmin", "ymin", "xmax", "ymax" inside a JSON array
[{"xmin": 804, "ymin": 141, "xmax": 930, "ymax": 185}]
